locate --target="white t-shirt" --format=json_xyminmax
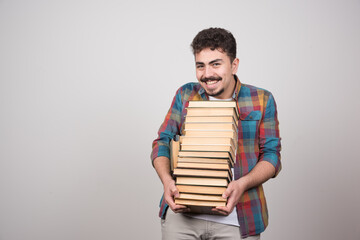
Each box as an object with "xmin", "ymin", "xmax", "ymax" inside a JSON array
[{"xmin": 183, "ymin": 95, "xmax": 240, "ymax": 227}]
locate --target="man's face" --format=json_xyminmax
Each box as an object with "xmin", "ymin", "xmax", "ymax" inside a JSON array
[{"xmin": 195, "ymin": 48, "xmax": 239, "ymax": 99}]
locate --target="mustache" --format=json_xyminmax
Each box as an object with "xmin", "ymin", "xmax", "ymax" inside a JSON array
[{"xmin": 200, "ymin": 76, "xmax": 222, "ymax": 83}]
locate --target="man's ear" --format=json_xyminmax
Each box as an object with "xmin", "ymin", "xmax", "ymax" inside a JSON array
[{"xmin": 232, "ymin": 58, "xmax": 240, "ymax": 75}]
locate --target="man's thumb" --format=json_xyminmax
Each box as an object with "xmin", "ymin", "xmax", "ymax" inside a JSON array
[{"xmin": 222, "ymin": 188, "xmax": 231, "ymax": 199}]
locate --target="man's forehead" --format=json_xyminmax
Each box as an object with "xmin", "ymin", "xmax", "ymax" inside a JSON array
[{"xmin": 195, "ymin": 48, "xmax": 228, "ymax": 63}]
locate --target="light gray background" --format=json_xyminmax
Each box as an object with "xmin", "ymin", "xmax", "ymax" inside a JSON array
[{"xmin": 1, "ymin": 0, "xmax": 359, "ymax": 239}]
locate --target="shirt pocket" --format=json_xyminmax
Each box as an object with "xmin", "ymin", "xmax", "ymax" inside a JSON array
[
  {"xmin": 238, "ymin": 111, "xmax": 262, "ymax": 163},
  {"xmin": 239, "ymin": 111, "xmax": 262, "ymax": 121},
  {"xmin": 239, "ymin": 111, "xmax": 262, "ymax": 140}
]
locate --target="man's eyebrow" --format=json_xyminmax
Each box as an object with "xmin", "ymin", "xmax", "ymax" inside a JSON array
[
  {"xmin": 195, "ymin": 59, "xmax": 223, "ymax": 65},
  {"xmin": 209, "ymin": 59, "xmax": 223, "ymax": 64}
]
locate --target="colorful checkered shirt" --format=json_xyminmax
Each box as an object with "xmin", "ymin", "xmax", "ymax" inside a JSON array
[{"xmin": 151, "ymin": 75, "xmax": 281, "ymax": 238}]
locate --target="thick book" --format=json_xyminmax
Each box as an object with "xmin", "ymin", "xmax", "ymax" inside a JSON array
[
  {"xmin": 176, "ymin": 162, "xmax": 230, "ymax": 171},
  {"xmin": 185, "ymin": 116, "xmax": 238, "ymax": 126},
  {"xmin": 184, "ymin": 129, "xmax": 238, "ymax": 140},
  {"xmin": 176, "ymin": 204, "xmax": 225, "ymax": 215},
  {"xmin": 170, "ymin": 138, "xmax": 179, "ymax": 171},
  {"xmin": 180, "ymin": 145, "xmax": 235, "ymax": 162},
  {"xmin": 178, "ymin": 151, "xmax": 234, "ymax": 165},
  {"xmin": 173, "ymin": 168, "xmax": 231, "ymax": 182},
  {"xmin": 175, "ymin": 199, "xmax": 226, "ymax": 207},
  {"xmin": 176, "ymin": 176, "xmax": 228, "ymax": 187},
  {"xmin": 176, "ymin": 193, "xmax": 226, "ymax": 202},
  {"xmin": 183, "ymin": 130, "xmax": 238, "ymax": 148},
  {"xmin": 178, "ymin": 151, "xmax": 231, "ymax": 159},
  {"xmin": 176, "ymin": 185, "xmax": 227, "ymax": 195},
  {"xmin": 184, "ymin": 122, "xmax": 237, "ymax": 133},
  {"xmin": 186, "ymin": 107, "xmax": 238, "ymax": 120},
  {"xmin": 180, "ymin": 137, "xmax": 236, "ymax": 152},
  {"xmin": 188, "ymin": 100, "xmax": 237, "ymax": 107},
  {"xmin": 187, "ymin": 100, "xmax": 239, "ymax": 118},
  {"xmin": 177, "ymin": 157, "xmax": 231, "ymax": 166}
]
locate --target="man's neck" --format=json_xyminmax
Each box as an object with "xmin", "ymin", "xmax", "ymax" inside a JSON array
[{"xmin": 209, "ymin": 95, "xmax": 233, "ymax": 101}]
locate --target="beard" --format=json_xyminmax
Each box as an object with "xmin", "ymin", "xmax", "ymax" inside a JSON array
[{"xmin": 205, "ymin": 87, "xmax": 225, "ymax": 97}]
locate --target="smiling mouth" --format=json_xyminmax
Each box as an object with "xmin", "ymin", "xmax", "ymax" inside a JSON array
[
  {"xmin": 205, "ymin": 80, "xmax": 220, "ymax": 85},
  {"xmin": 201, "ymin": 77, "xmax": 222, "ymax": 86}
]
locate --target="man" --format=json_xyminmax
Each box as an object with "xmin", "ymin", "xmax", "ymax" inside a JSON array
[{"xmin": 151, "ymin": 28, "xmax": 281, "ymax": 239}]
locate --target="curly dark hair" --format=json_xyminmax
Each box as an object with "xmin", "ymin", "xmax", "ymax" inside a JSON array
[{"xmin": 191, "ymin": 27, "xmax": 237, "ymax": 62}]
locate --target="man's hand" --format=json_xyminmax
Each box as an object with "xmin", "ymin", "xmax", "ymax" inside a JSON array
[
  {"xmin": 212, "ymin": 161, "xmax": 276, "ymax": 215},
  {"xmin": 163, "ymin": 179, "xmax": 190, "ymax": 213},
  {"xmin": 153, "ymin": 156, "xmax": 190, "ymax": 213},
  {"xmin": 212, "ymin": 178, "xmax": 247, "ymax": 215}
]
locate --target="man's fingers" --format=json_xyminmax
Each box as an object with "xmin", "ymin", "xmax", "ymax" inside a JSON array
[
  {"xmin": 222, "ymin": 188, "xmax": 231, "ymax": 198},
  {"xmin": 170, "ymin": 186, "xmax": 180, "ymax": 198},
  {"xmin": 166, "ymin": 201, "xmax": 179, "ymax": 212},
  {"xmin": 212, "ymin": 207, "xmax": 230, "ymax": 215},
  {"xmin": 226, "ymin": 197, "xmax": 236, "ymax": 209},
  {"xmin": 174, "ymin": 206, "xmax": 190, "ymax": 213},
  {"xmin": 165, "ymin": 197, "xmax": 175, "ymax": 209},
  {"xmin": 165, "ymin": 194, "xmax": 189, "ymax": 213},
  {"xmin": 172, "ymin": 204, "xmax": 190, "ymax": 213},
  {"xmin": 222, "ymin": 182, "xmax": 236, "ymax": 198},
  {"xmin": 164, "ymin": 190, "xmax": 177, "ymax": 207}
]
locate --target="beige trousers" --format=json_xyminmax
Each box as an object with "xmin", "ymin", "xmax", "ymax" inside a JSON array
[{"xmin": 161, "ymin": 209, "xmax": 260, "ymax": 240}]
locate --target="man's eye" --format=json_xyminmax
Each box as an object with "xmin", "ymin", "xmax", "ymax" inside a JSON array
[
  {"xmin": 196, "ymin": 65, "xmax": 204, "ymax": 69},
  {"xmin": 213, "ymin": 63, "xmax": 220, "ymax": 66}
]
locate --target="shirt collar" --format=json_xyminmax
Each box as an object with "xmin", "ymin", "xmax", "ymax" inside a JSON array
[{"xmin": 233, "ymin": 74, "xmax": 242, "ymax": 100}]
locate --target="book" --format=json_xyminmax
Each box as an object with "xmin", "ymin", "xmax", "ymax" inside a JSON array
[
  {"xmin": 184, "ymin": 122, "xmax": 237, "ymax": 133},
  {"xmin": 176, "ymin": 162, "xmax": 230, "ymax": 171},
  {"xmin": 176, "ymin": 176, "xmax": 228, "ymax": 187},
  {"xmin": 180, "ymin": 145, "xmax": 235, "ymax": 162},
  {"xmin": 185, "ymin": 116, "xmax": 238, "ymax": 126},
  {"xmin": 178, "ymin": 151, "xmax": 234, "ymax": 165},
  {"xmin": 176, "ymin": 185, "xmax": 227, "ymax": 195},
  {"xmin": 175, "ymin": 161, "xmax": 233, "ymax": 180},
  {"xmin": 187, "ymin": 100, "xmax": 239, "ymax": 118},
  {"xmin": 173, "ymin": 168, "xmax": 231, "ymax": 182},
  {"xmin": 186, "ymin": 107, "xmax": 238, "ymax": 119},
  {"xmin": 177, "ymin": 157, "xmax": 231, "ymax": 166},
  {"xmin": 178, "ymin": 151, "xmax": 232, "ymax": 159},
  {"xmin": 183, "ymin": 130, "xmax": 238, "ymax": 145},
  {"xmin": 170, "ymin": 138, "xmax": 179, "ymax": 171},
  {"xmin": 188, "ymin": 100, "xmax": 237, "ymax": 107},
  {"xmin": 176, "ymin": 193, "xmax": 226, "ymax": 202},
  {"xmin": 180, "ymin": 137, "xmax": 236, "ymax": 152},
  {"xmin": 175, "ymin": 199, "xmax": 226, "ymax": 207},
  {"xmin": 176, "ymin": 204, "xmax": 225, "ymax": 215}
]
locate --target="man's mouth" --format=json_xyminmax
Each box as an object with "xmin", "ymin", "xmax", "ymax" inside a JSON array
[
  {"xmin": 205, "ymin": 80, "xmax": 219, "ymax": 85},
  {"xmin": 201, "ymin": 77, "xmax": 222, "ymax": 85}
]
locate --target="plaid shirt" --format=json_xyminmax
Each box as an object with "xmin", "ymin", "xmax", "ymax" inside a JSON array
[{"xmin": 151, "ymin": 76, "xmax": 281, "ymax": 238}]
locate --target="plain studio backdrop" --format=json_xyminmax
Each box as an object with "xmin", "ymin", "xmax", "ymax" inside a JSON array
[{"xmin": 1, "ymin": 0, "xmax": 359, "ymax": 239}]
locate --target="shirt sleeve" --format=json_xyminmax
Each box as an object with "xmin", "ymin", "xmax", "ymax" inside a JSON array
[
  {"xmin": 151, "ymin": 87, "xmax": 183, "ymax": 166},
  {"xmin": 258, "ymin": 93, "xmax": 282, "ymax": 177}
]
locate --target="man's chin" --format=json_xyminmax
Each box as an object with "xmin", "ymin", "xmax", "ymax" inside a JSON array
[
  {"xmin": 199, "ymin": 82, "xmax": 224, "ymax": 97},
  {"xmin": 205, "ymin": 88, "xmax": 224, "ymax": 98}
]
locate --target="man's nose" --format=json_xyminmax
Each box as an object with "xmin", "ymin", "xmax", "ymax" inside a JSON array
[{"xmin": 204, "ymin": 66, "xmax": 214, "ymax": 78}]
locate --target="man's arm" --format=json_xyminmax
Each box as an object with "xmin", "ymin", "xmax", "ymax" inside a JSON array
[
  {"xmin": 151, "ymin": 86, "xmax": 191, "ymax": 213},
  {"xmin": 213, "ymin": 92, "xmax": 281, "ymax": 215},
  {"xmin": 153, "ymin": 156, "xmax": 190, "ymax": 213},
  {"xmin": 213, "ymin": 161, "xmax": 275, "ymax": 215}
]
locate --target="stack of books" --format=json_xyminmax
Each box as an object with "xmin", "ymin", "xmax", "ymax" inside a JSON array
[{"xmin": 171, "ymin": 100, "xmax": 239, "ymax": 214}]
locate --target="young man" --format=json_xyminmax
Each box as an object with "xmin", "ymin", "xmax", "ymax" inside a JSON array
[{"xmin": 151, "ymin": 28, "xmax": 281, "ymax": 239}]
